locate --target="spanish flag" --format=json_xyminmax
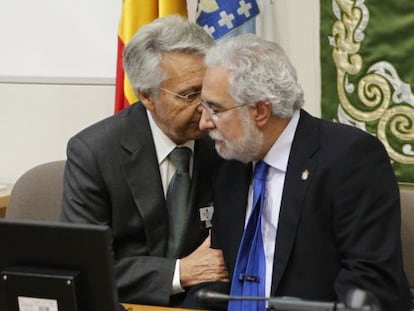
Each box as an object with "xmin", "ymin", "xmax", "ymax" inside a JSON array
[{"xmin": 114, "ymin": 0, "xmax": 187, "ymax": 113}]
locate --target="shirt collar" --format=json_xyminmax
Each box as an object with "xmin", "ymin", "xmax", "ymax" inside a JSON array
[
  {"xmin": 147, "ymin": 110, "xmax": 194, "ymax": 165},
  {"xmin": 263, "ymin": 109, "xmax": 300, "ymax": 172}
]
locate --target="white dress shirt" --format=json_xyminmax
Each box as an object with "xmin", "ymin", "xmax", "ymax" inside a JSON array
[
  {"xmin": 245, "ymin": 110, "xmax": 300, "ymax": 298},
  {"xmin": 147, "ymin": 111, "xmax": 194, "ymax": 294}
]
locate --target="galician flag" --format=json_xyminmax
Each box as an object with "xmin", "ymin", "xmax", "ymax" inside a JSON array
[{"xmin": 196, "ymin": 0, "xmax": 260, "ymax": 40}]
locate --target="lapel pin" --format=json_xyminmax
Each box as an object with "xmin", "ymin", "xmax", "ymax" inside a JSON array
[{"xmin": 301, "ymin": 169, "xmax": 309, "ymax": 181}]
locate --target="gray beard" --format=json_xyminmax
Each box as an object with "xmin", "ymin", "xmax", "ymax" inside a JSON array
[{"xmin": 209, "ymin": 113, "xmax": 263, "ymax": 163}]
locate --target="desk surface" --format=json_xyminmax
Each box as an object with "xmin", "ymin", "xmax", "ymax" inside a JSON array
[
  {"xmin": 0, "ymin": 184, "xmax": 13, "ymax": 218},
  {"xmin": 123, "ymin": 304, "xmax": 201, "ymax": 311}
]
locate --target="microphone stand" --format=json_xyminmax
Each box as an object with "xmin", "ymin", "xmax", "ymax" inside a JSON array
[
  {"xmin": 196, "ymin": 288, "xmax": 380, "ymax": 311},
  {"xmin": 267, "ymin": 297, "xmax": 372, "ymax": 311}
]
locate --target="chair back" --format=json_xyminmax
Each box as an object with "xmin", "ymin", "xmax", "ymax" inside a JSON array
[
  {"xmin": 6, "ymin": 160, "xmax": 66, "ymax": 221},
  {"xmin": 400, "ymin": 185, "xmax": 414, "ymax": 298}
]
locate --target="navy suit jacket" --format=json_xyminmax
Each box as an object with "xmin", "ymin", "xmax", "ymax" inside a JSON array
[
  {"xmin": 61, "ymin": 103, "xmax": 220, "ymax": 306},
  {"xmin": 207, "ymin": 110, "xmax": 412, "ymax": 311}
]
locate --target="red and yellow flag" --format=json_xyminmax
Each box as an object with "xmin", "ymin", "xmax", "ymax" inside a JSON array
[{"xmin": 114, "ymin": 0, "xmax": 187, "ymax": 113}]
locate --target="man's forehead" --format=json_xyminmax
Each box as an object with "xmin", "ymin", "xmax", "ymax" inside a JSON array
[
  {"xmin": 165, "ymin": 67, "xmax": 205, "ymax": 82},
  {"xmin": 164, "ymin": 69, "xmax": 205, "ymax": 87}
]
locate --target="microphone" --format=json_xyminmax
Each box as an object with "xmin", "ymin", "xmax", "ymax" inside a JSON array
[
  {"xmin": 196, "ymin": 288, "xmax": 380, "ymax": 311},
  {"xmin": 346, "ymin": 288, "xmax": 381, "ymax": 311},
  {"xmin": 196, "ymin": 288, "xmax": 267, "ymax": 303}
]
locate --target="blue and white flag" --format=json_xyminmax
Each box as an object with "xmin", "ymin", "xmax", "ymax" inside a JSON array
[{"xmin": 196, "ymin": 0, "xmax": 260, "ymax": 40}]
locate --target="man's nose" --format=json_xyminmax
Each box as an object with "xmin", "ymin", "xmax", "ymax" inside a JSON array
[{"xmin": 199, "ymin": 106, "xmax": 216, "ymax": 131}]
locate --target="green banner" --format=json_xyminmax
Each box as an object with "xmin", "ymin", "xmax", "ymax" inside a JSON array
[{"xmin": 320, "ymin": 0, "xmax": 414, "ymax": 184}]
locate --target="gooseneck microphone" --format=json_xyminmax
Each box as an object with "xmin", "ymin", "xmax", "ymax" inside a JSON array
[
  {"xmin": 196, "ymin": 288, "xmax": 381, "ymax": 311},
  {"xmin": 196, "ymin": 289, "xmax": 267, "ymax": 302}
]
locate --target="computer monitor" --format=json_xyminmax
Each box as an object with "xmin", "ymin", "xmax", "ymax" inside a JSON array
[{"xmin": 0, "ymin": 219, "xmax": 124, "ymax": 311}]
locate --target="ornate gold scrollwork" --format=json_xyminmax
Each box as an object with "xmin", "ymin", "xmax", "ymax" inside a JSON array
[
  {"xmin": 330, "ymin": 0, "xmax": 414, "ymax": 164},
  {"xmin": 378, "ymin": 106, "xmax": 414, "ymax": 163}
]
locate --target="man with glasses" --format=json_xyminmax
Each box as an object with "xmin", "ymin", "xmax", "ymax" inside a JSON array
[
  {"xmin": 194, "ymin": 34, "xmax": 413, "ymax": 311},
  {"xmin": 61, "ymin": 15, "xmax": 228, "ymax": 307}
]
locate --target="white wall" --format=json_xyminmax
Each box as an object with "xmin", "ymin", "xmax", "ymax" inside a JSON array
[
  {"xmin": 0, "ymin": 80, "xmax": 114, "ymax": 183},
  {"xmin": 269, "ymin": 0, "xmax": 321, "ymax": 117},
  {"xmin": 0, "ymin": 0, "xmax": 119, "ymax": 78},
  {"xmin": 0, "ymin": 0, "xmax": 119, "ymax": 183},
  {"xmin": 0, "ymin": 0, "xmax": 320, "ymax": 183}
]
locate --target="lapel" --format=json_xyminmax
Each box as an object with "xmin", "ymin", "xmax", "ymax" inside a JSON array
[
  {"xmin": 189, "ymin": 136, "xmax": 220, "ymax": 207},
  {"xmin": 216, "ymin": 160, "xmax": 252, "ymax": 274},
  {"xmin": 179, "ymin": 137, "xmax": 212, "ymax": 256},
  {"xmin": 120, "ymin": 104, "xmax": 168, "ymax": 257},
  {"xmin": 180, "ymin": 136, "xmax": 221, "ymax": 256},
  {"xmin": 188, "ymin": 140, "xmax": 203, "ymax": 209},
  {"xmin": 271, "ymin": 110, "xmax": 320, "ymax": 293},
  {"xmin": 231, "ymin": 164, "xmax": 252, "ymax": 274}
]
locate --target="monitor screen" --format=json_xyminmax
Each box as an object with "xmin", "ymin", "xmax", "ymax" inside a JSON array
[{"xmin": 0, "ymin": 219, "xmax": 124, "ymax": 311}]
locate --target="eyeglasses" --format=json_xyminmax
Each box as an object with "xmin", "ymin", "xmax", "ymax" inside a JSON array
[
  {"xmin": 160, "ymin": 87, "xmax": 201, "ymax": 104},
  {"xmin": 200, "ymin": 99, "xmax": 251, "ymax": 121}
]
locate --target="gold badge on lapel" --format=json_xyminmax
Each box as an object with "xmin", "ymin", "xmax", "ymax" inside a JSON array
[{"xmin": 301, "ymin": 169, "xmax": 310, "ymax": 181}]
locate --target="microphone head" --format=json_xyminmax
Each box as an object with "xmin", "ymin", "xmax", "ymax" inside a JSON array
[
  {"xmin": 196, "ymin": 289, "xmax": 231, "ymax": 303},
  {"xmin": 345, "ymin": 288, "xmax": 381, "ymax": 311}
]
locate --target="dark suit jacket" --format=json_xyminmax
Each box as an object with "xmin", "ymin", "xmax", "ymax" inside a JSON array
[
  {"xmin": 61, "ymin": 103, "xmax": 220, "ymax": 306},
  {"xmin": 207, "ymin": 110, "xmax": 412, "ymax": 311}
]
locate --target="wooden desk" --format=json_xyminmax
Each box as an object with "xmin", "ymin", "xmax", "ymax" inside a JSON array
[
  {"xmin": 0, "ymin": 184, "xmax": 13, "ymax": 218},
  {"xmin": 122, "ymin": 304, "xmax": 200, "ymax": 311}
]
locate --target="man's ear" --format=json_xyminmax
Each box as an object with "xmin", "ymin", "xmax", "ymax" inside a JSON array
[
  {"xmin": 138, "ymin": 89, "xmax": 155, "ymax": 111},
  {"xmin": 254, "ymin": 101, "xmax": 271, "ymax": 127}
]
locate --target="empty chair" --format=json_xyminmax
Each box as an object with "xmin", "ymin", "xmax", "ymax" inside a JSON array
[{"xmin": 6, "ymin": 160, "xmax": 66, "ymax": 221}]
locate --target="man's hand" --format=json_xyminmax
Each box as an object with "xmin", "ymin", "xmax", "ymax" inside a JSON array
[{"xmin": 179, "ymin": 235, "xmax": 229, "ymax": 287}]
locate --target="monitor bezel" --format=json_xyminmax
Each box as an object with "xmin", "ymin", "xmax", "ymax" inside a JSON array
[{"xmin": 0, "ymin": 219, "xmax": 122, "ymax": 311}]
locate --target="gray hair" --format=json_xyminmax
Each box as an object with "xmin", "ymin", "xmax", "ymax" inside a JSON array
[
  {"xmin": 123, "ymin": 15, "xmax": 215, "ymax": 96},
  {"xmin": 205, "ymin": 34, "xmax": 304, "ymax": 117}
]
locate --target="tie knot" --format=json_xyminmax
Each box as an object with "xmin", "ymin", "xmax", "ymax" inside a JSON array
[
  {"xmin": 169, "ymin": 147, "xmax": 191, "ymax": 173},
  {"xmin": 253, "ymin": 161, "xmax": 268, "ymax": 181}
]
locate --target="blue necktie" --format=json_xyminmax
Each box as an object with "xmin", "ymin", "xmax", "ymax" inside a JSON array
[{"xmin": 229, "ymin": 161, "xmax": 268, "ymax": 311}]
